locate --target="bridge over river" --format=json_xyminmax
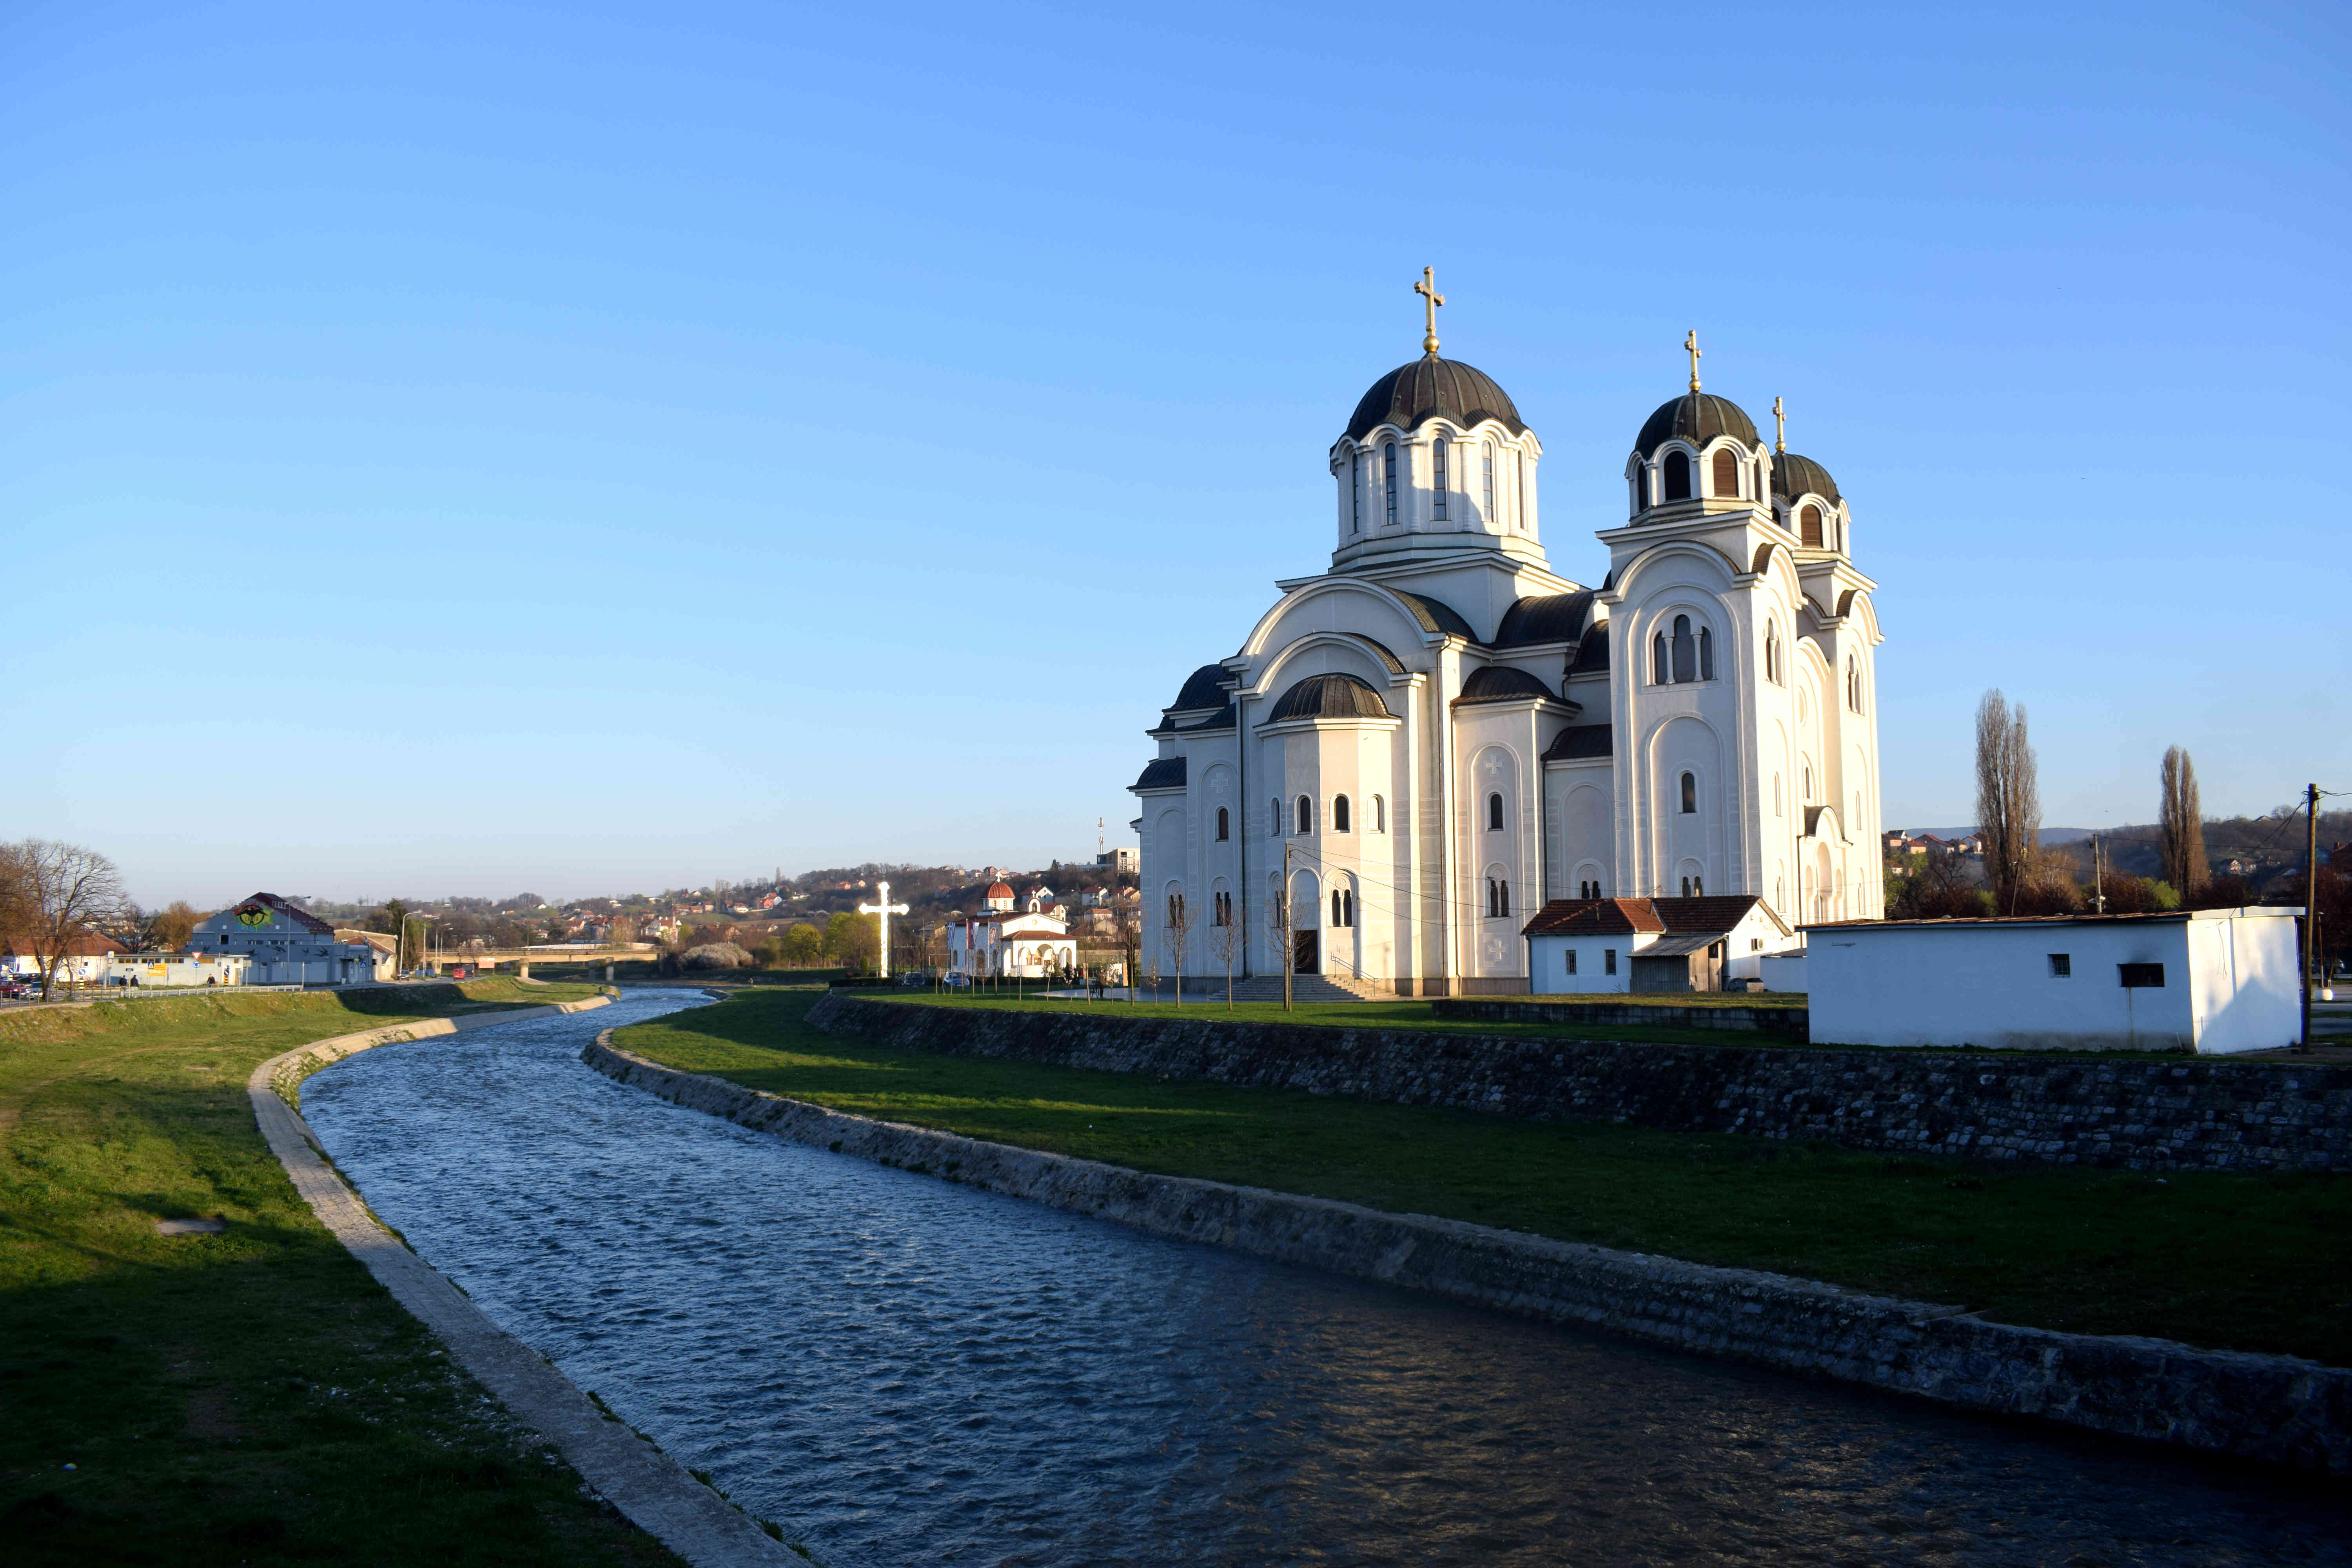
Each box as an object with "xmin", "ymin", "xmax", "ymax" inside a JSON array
[
  {"xmin": 417, "ymin": 943, "xmax": 658, "ymax": 979},
  {"xmin": 295, "ymin": 989, "xmax": 2352, "ymax": 1567}
]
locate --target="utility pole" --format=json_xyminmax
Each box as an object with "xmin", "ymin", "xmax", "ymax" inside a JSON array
[
  {"xmin": 1281, "ymin": 841, "xmax": 1294, "ymax": 1012},
  {"xmin": 2303, "ymin": 782, "xmax": 2320, "ymax": 1053},
  {"xmin": 2091, "ymin": 833, "xmax": 2106, "ymax": 915}
]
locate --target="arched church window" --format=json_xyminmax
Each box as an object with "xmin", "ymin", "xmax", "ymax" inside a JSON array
[
  {"xmin": 1766, "ymin": 623, "xmax": 1780, "ymax": 684},
  {"xmin": 1800, "ymin": 503, "xmax": 1823, "ymax": 548},
  {"xmin": 1487, "ymin": 792, "xmax": 1505, "ymax": 832},
  {"xmin": 1333, "ymin": 795, "xmax": 1350, "ymax": 833},
  {"xmin": 1432, "ymin": 437, "xmax": 1449, "ymax": 521},
  {"xmin": 1671, "ymin": 615, "xmax": 1696, "ymax": 683},
  {"xmin": 1635, "ymin": 465, "xmax": 1650, "ymax": 514},
  {"xmin": 1372, "ymin": 795, "xmax": 1386, "ymax": 832},
  {"xmin": 1296, "ymin": 795, "xmax": 1313, "ymax": 835},
  {"xmin": 1699, "ymin": 626, "xmax": 1715, "ymax": 681},
  {"xmin": 1663, "ymin": 450, "xmax": 1691, "ymax": 501},
  {"xmin": 1215, "ymin": 806, "xmax": 1229, "ymax": 841},
  {"xmin": 1486, "ymin": 877, "xmax": 1511, "ymax": 918},
  {"xmin": 1271, "ymin": 798, "xmax": 1282, "ymax": 837},
  {"xmin": 1652, "ymin": 632, "xmax": 1669, "ymax": 684},
  {"xmin": 1384, "ymin": 443, "xmax": 1398, "ymax": 525},
  {"xmin": 1350, "ymin": 452, "xmax": 1361, "ymax": 534},
  {"xmin": 1712, "ymin": 449, "xmax": 1739, "ymax": 498},
  {"xmin": 1483, "ymin": 442, "xmax": 1496, "ymax": 523},
  {"xmin": 1680, "ymin": 771, "xmax": 1697, "ymax": 814}
]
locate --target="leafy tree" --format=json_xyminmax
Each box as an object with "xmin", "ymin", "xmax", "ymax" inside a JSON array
[
  {"xmin": 781, "ymin": 924, "xmax": 823, "ymax": 965},
  {"xmin": 143, "ymin": 900, "xmax": 201, "ymax": 951}
]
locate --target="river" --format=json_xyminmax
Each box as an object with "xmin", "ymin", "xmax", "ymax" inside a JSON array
[{"xmin": 298, "ymin": 989, "xmax": 2351, "ymax": 1566}]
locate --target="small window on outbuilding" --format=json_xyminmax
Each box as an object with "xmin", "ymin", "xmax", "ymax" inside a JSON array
[
  {"xmin": 2048, "ymin": 953, "xmax": 2071, "ymax": 978},
  {"xmin": 2119, "ymin": 962, "xmax": 2166, "ymax": 988},
  {"xmin": 1565, "ymin": 949, "xmax": 1578, "ymax": 976},
  {"xmin": 1604, "ymin": 947, "xmax": 1618, "ymax": 975},
  {"xmin": 1712, "ymin": 449, "xmax": 1739, "ymax": 498}
]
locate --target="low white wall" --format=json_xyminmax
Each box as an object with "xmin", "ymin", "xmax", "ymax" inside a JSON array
[
  {"xmin": 1759, "ymin": 953, "xmax": 1808, "ymax": 993},
  {"xmin": 1524, "ymin": 935, "xmax": 1633, "ymax": 993},
  {"xmin": 1808, "ymin": 911, "xmax": 2301, "ymax": 1054}
]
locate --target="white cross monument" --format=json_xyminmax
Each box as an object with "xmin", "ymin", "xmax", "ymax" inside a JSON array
[{"xmin": 858, "ymin": 880, "xmax": 911, "ymax": 979}]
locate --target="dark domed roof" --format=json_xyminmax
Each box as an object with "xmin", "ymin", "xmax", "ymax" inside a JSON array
[
  {"xmin": 1168, "ymin": 663, "xmax": 1229, "ymax": 711},
  {"xmin": 1770, "ymin": 451, "xmax": 1842, "ymax": 505},
  {"xmin": 1454, "ymin": 665, "xmax": 1556, "ymax": 706},
  {"xmin": 1347, "ymin": 355, "xmax": 1526, "ymax": 441},
  {"xmin": 1633, "ymin": 392, "xmax": 1759, "ymax": 456},
  {"xmin": 1493, "ymin": 591, "xmax": 1595, "ymax": 648},
  {"xmin": 1265, "ymin": 672, "xmax": 1393, "ymax": 724}
]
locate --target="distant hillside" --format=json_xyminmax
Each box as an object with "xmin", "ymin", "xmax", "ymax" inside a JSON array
[{"xmin": 1894, "ymin": 811, "xmax": 2350, "ymax": 887}]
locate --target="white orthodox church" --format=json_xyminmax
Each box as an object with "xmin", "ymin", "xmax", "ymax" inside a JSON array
[{"xmin": 1131, "ymin": 282, "xmax": 1883, "ymax": 995}]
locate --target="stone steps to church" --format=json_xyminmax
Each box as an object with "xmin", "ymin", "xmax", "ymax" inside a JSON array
[{"xmin": 1217, "ymin": 973, "xmax": 1385, "ymax": 1003}]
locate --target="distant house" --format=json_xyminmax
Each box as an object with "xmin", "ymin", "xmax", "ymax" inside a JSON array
[
  {"xmin": 192, "ymin": 893, "xmax": 383, "ymax": 985},
  {"xmin": 1095, "ymin": 848, "xmax": 1138, "ymax": 873},
  {"xmin": 2, "ymin": 930, "xmax": 129, "ymax": 986},
  {"xmin": 333, "ymin": 929, "xmax": 399, "ymax": 982},
  {"xmin": 1521, "ymin": 896, "xmax": 1796, "ymax": 994}
]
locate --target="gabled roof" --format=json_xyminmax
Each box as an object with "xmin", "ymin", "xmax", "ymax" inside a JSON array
[
  {"xmin": 1519, "ymin": 898, "xmax": 1666, "ymax": 937},
  {"xmin": 1521, "ymin": 893, "xmax": 1786, "ymax": 940}
]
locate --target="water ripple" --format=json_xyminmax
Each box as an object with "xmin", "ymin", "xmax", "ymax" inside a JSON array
[{"xmin": 300, "ymin": 990, "xmax": 2352, "ymax": 1566}]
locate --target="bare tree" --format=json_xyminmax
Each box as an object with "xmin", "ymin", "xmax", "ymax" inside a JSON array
[
  {"xmin": 1112, "ymin": 900, "xmax": 1141, "ymax": 1002},
  {"xmin": 2159, "ymin": 746, "xmax": 2209, "ymax": 899},
  {"xmin": 1162, "ymin": 889, "xmax": 1195, "ymax": 1008},
  {"xmin": 1207, "ymin": 891, "xmax": 1244, "ymax": 1009},
  {"xmin": 13, "ymin": 839, "xmax": 128, "ymax": 1000},
  {"xmin": 1973, "ymin": 691, "xmax": 2040, "ymax": 915}
]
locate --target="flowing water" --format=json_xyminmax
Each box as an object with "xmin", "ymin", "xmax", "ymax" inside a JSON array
[{"xmin": 300, "ymin": 991, "xmax": 2350, "ymax": 1567}]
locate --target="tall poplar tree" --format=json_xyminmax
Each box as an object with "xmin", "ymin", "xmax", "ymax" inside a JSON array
[
  {"xmin": 1973, "ymin": 690, "xmax": 2040, "ymax": 915},
  {"xmin": 2159, "ymin": 746, "xmax": 2209, "ymax": 898}
]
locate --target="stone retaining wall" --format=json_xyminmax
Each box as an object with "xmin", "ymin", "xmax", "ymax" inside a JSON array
[
  {"xmin": 808, "ymin": 993, "xmax": 2352, "ymax": 1172},
  {"xmin": 585, "ymin": 1033, "xmax": 2352, "ymax": 1474},
  {"xmin": 1434, "ymin": 996, "xmax": 1810, "ymax": 1037}
]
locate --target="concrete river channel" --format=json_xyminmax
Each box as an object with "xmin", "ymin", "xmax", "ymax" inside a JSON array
[{"xmin": 299, "ymin": 990, "xmax": 2351, "ymax": 1567}]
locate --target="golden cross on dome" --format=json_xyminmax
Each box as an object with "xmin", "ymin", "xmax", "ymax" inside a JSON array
[
  {"xmin": 1415, "ymin": 267, "xmax": 1445, "ymax": 355},
  {"xmin": 1684, "ymin": 329, "xmax": 1702, "ymax": 392},
  {"xmin": 1773, "ymin": 395, "xmax": 1786, "ymax": 453}
]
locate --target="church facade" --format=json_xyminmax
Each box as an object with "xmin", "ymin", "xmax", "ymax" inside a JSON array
[{"xmin": 1131, "ymin": 298, "xmax": 1883, "ymax": 995}]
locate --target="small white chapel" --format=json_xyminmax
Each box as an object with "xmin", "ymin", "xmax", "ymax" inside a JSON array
[{"xmin": 1131, "ymin": 274, "xmax": 1884, "ymax": 995}]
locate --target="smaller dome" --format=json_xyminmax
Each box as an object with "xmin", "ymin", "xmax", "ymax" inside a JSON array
[
  {"xmin": 1266, "ymin": 672, "xmax": 1393, "ymax": 723},
  {"xmin": 1347, "ymin": 355, "xmax": 1527, "ymax": 441},
  {"xmin": 1168, "ymin": 664, "xmax": 1229, "ymax": 711},
  {"xmin": 1455, "ymin": 665, "xmax": 1556, "ymax": 705},
  {"xmin": 1633, "ymin": 392, "xmax": 1759, "ymax": 457},
  {"xmin": 985, "ymin": 881, "xmax": 1014, "ymax": 899},
  {"xmin": 1770, "ymin": 451, "xmax": 1842, "ymax": 505}
]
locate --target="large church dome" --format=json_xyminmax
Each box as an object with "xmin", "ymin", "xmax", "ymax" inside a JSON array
[
  {"xmin": 1633, "ymin": 392, "xmax": 1759, "ymax": 456},
  {"xmin": 1346, "ymin": 355, "xmax": 1527, "ymax": 441}
]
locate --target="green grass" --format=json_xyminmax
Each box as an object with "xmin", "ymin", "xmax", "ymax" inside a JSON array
[
  {"xmin": 616, "ymin": 987, "xmax": 2352, "ymax": 1366},
  {"xmin": 0, "ymin": 981, "xmax": 678, "ymax": 1567},
  {"xmin": 878, "ymin": 991, "xmax": 1819, "ymax": 1048}
]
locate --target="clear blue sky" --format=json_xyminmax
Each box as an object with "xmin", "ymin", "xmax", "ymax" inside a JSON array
[{"xmin": 5, "ymin": 1, "xmax": 2347, "ymax": 907}]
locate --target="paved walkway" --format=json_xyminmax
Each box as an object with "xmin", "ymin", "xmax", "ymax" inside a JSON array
[{"xmin": 247, "ymin": 1000, "xmax": 800, "ymax": 1568}]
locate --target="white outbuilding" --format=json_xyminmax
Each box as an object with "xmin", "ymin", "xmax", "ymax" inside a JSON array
[{"xmin": 1804, "ymin": 907, "xmax": 2302, "ymax": 1054}]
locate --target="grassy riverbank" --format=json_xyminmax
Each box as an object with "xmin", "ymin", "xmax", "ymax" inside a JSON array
[
  {"xmin": 0, "ymin": 982, "xmax": 680, "ymax": 1567},
  {"xmin": 614, "ymin": 987, "xmax": 2352, "ymax": 1366}
]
